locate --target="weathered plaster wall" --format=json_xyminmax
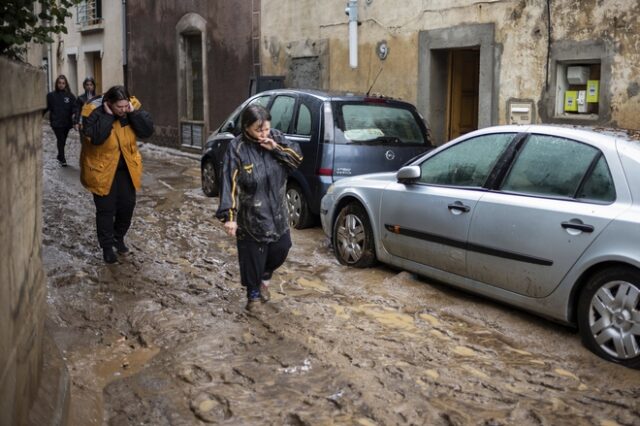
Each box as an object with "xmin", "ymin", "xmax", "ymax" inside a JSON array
[
  {"xmin": 126, "ymin": 0, "xmax": 255, "ymax": 148},
  {"xmin": 261, "ymin": 0, "xmax": 640, "ymax": 130},
  {"xmin": 0, "ymin": 58, "xmax": 47, "ymax": 426}
]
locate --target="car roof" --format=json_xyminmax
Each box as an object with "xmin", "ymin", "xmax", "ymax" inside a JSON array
[
  {"xmin": 467, "ymin": 124, "xmax": 640, "ymax": 144},
  {"xmin": 254, "ymin": 88, "xmax": 416, "ymax": 106}
]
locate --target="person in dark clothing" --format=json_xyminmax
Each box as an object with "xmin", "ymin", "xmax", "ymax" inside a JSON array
[
  {"xmin": 73, "ymin": 76, "xmax": 98, "ymax": 130},
  {"xmin": 216, "ymin": 105, "xmax": 303, "ymax": 311},
  {"xmin": 44, "ymin": 75, "xmax": 76, "ymax": 166},
  {"xmin": 79, "ymin": 85, "xmax": 154, "ymax": 264}
]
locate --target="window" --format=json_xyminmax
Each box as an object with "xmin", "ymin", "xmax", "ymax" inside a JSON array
[
  {"xmin": 76, "ymin": 0, "xmax": 102, "ymax": 27},
  {"xmin": 185, "ymin": 34, "xmax": 203, "ymax": 121},
  {"xmin": 502, "ymin": 134, "xmax": 614, "ymax": 202},
  {"xmin": 294, "ymin": 104, "xmax": 312, "ymax": 136},
  {"xmin": 577, "ymin": 156, "xmax": 615, "ymax": 202},
  {"xmin": 270, "ymin": 96, "xmax": 296, "ymax": 132},
  {"xmin": 338, "ymin": 104, "xmax": 426, "ymax": 145},
  {"xmin": 419, "ymin": 134, "xmax": 514, "ymax": 187}
]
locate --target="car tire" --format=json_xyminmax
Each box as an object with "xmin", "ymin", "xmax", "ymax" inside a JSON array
[
  {"xmin": 201, "ymin": 159, "xmax": 218, "ymax": 197},
  {"xmin": 332, "ymin": 202, "xmax": 376, "ymax": 268},
  {"xmin": 286, "ymin": 182, "xmax": 314, "ymax": 229},
  {"xmin": 577, "ymin": 266, "xmax": 640, "ymax": 368}
]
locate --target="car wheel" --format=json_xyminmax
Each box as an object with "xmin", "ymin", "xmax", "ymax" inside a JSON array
[
  {"xmin": 577, "ymin": 267, "xmax": 640, "ymax": 368},
  {"xmin": 286, "ymin": 182, "xmax": 313, "ymax": 229},
  {"xmin": 201, "ymin": 159, "xmax": 218, "ymax": 197},
  {"xmin": 332, "ymin": 202, "xmax": 376, "ymax": 268}
]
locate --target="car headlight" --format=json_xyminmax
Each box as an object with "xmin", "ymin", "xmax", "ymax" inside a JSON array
[{"xmin": 325, "ymin": 184, "xmax": 335, "ymax": 195}]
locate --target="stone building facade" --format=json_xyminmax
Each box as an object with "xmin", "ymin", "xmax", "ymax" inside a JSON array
[
  {"xmin": 45, "ymin": 0, "xmax": 125, "ymax": 97},
  {"xmin": 260, "ymin": 0, "xmax": 640, "ymax": 144}
]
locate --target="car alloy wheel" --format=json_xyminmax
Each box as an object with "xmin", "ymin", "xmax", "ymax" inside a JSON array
[
  {"xmin": 201, "ymin": 160, "xmax": 218, "ymax": 197},
  {"xmin": 578, "ymin": 267, "xmax": 640, "ymax": 368},
  {"xmin": 286, "ymin": 183, "xmax": 313, "ymax": 229},
  {"xmin": 333, "ymin": 203, "xmax": 376, "ymax": 268}
]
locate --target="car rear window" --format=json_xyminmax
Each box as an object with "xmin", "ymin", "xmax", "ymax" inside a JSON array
[{"xmin": 337, "ymin": 103, "xmax": 427, "ymax": 145}]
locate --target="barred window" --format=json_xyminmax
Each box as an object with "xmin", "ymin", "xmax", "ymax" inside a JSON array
[{"xmin": 77, "ymin": 0, "xmax": 102, "ymax": 27}]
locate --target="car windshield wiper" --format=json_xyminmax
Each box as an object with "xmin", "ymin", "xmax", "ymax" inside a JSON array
[{"xmin": 352, "ymin": 136, "xmax": 402, "ymax": 145}]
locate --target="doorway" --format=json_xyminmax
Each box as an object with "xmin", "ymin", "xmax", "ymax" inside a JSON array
[
  {"xmin": 85, "ymin": 51, "xmax": 102, "ymax": 94},
  {"xmin": 417, "ymin": 24, "xmax": 496, "ymax": 145},
  {"xmin": 447, "ymin": 49, "xmax": 479, "ymax": 140}
]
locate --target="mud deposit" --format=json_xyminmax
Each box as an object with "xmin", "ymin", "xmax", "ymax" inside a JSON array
[{"xmin": 41, "ymin": 127, "xmax": 639, "ymax": 425}]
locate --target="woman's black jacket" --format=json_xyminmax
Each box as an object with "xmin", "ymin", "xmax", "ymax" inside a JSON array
[
  {"xmin": 45, "ymin": 90, "xmax": 76, "ymax": 129},
  {"xmin": 216, "ymin": 129, "xmax": 303, "ymax": 243}
]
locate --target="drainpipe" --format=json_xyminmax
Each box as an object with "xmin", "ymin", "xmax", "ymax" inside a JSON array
[
  {"xmin": 345, "ymin": 0, "xmax": 358, "ymax": 69},
  {"xmin": 122, "ymin": 0, "xmax": 128, "ymax": 86}
]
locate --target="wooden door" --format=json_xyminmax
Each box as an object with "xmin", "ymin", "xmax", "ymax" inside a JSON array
[
  {"xmin": 92, "ymin": 54, "xmax": 102, "ymax": 95},
  {"xmin": 447, "ymin": 49, "xmax": 479, "ymax": 140}
]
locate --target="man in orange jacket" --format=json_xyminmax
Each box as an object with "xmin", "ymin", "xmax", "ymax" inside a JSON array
[{"xmin": 80, "ymin": 85, "xmax": 154, "ymax": 263}]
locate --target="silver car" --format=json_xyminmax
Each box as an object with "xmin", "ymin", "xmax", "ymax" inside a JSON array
[{"xmin": 321, "ymin": 125, "xmax": 640, "ymax": 368}]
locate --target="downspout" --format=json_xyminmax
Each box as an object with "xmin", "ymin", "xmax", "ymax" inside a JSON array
[
  {"xmin": 122, "ymin": 0, "xmax": 128, "ymax": 86},
  {"xmin": 346, "ymin": 0, "xmax": 358, "ymax": 69}
]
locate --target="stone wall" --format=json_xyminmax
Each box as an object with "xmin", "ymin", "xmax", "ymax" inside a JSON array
[
  {"xmin": 261, "ymin": 0, "xmax": 640, "ymax": 139},
  {"xmin": 0, "ymin": 57, "xmax": 67, "ymax": 426}
]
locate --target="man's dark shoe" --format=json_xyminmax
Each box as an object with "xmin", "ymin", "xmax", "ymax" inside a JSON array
[
  {"xmin": 260, "ymin": 282, "xmax": 271, "ymax": 302},
  {"xmin": 59, "ymin": 158, "xmax": 67, "ymax": 167},
  {"xmin": 114, "ymin": 239, "xmax": 130, "ymax": 254},
  {"xmin": 103, "ymin": 247, "xmax": 117, "ymax": 264}
]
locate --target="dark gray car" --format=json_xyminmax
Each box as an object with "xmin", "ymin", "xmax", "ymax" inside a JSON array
[{"xmin": 201, "ymin": 89, "xmax": 433, "ymax": 228}]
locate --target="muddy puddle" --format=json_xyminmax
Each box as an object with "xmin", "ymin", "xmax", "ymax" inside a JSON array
[{"xmin": 41, "ymin": 127, "xmax": 640, "ymax": 425}]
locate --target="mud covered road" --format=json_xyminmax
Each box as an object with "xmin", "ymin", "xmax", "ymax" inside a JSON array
[{"xmin": 41, "ymin": 127, "xmax": 639, "ymax": 426}]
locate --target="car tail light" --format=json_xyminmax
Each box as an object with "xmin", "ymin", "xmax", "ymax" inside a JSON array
[{"xmin": 317, "ymin": 168, "xmax": 333, "ymax": 176}]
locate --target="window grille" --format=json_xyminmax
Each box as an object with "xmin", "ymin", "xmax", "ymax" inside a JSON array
[{"xmin": 76, "ymin": 0, "xmax": 102, "ymax": 27}]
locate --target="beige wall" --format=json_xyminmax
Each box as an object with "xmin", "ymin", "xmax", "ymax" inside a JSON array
[
  {"xmin": 261, "ymin": 0, "xmax": 640, "ymax": 130},
  {"xmin": 0, "ymin": 57, "xmax": 46, "ymax": 426},
  {"xmin": 49, "ymin": 1, "xmax": 124, "ymax": 96}
]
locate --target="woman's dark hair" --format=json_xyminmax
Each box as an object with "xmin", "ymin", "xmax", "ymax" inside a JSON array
[
  {"xmin": 83, "ymin": 77, "xmax": 96, "ymax": 88},
  {"xmin": 55, "ymin": 75, "xmax": 71, "ymax": 94},
  {"xmin": 103, "ymin": 85, "xmax": 130, "ymax": 104},
  {"xmin": 241, "ymin": 105, "xmax": 271, "ymax": 131}
]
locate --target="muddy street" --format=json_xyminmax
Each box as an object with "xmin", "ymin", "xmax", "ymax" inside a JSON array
[{"xmin": 41, "ymin": 127, "xmax": 639, "ymax": 426}]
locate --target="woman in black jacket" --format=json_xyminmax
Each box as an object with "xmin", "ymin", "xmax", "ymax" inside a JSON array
[
  {"xmin": 45, "ymin": 75, "xmax": 76, "ymax": 166},
  {"xmin": 216, "ymin": 105, "xmax": 303, "ymax": 311}
]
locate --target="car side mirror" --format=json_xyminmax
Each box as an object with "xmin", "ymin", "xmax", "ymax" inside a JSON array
[{"xmin": 396, "ymin": 165, "xmax": 421, "ymax": 183}]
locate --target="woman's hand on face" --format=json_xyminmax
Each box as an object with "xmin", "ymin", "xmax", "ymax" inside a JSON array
[
  {"xmin": 224, "ymin": 221, "xmax": 238, "ymax": 237},
  {"xmin": 259, "ymin": 137, "xmax": 278, "ymax": 151}
]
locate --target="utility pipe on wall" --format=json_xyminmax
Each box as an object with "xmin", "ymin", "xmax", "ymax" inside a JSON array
[{"xmin": 345, "ymin": 0, "xmax": 358, "ymax": 68}]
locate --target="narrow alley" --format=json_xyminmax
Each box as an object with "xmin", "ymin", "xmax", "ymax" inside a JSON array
[{"xmin": 41, "ymin": 127, "xmax": 639, "ymax": 426}]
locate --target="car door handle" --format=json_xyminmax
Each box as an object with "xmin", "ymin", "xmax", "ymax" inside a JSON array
[
  {"xmin": 447, "ymin": 202, "xmax": 470, "ymax": 213},
  {"xmin": 561, "ymin": 221, "xmax": 594, "ymax": 233}
]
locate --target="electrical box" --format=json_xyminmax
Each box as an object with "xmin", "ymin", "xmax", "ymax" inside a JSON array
[
  {"xmin": 564, "ymin": 91, "xmax": 578, "ymax": 112},
  {"xmin": 587, "ymin": 80, "xmax": 599, "ymax": 103},
  {"xmin": 577, "ymin": 91, "xmax": 588, "ymax": 113},
  {"xmin": 508, "ymin": 102, "xmax": 533, "ymax": 125},
  {"xmin": 567, "ymin": 66, "xmax": 590, "ymax": 85}
]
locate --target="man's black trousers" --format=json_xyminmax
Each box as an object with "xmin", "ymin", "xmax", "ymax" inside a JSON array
[{"xmin": 93, "ymin": 168, "xmax": 136, "ymax": 249}]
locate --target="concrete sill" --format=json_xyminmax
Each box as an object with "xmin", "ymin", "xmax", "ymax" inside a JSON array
[{"xmin": 78, "ymin": 22, "xmax": 104, "ymax": 34}]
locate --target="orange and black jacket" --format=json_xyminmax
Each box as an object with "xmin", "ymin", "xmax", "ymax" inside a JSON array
[
  {"xmin": 216, "ymin": 129, "xmax": 303, "ymax": 242},
  {"xmin": 79, "ymin": 96, "xmax": 153, "ymax": 196}
]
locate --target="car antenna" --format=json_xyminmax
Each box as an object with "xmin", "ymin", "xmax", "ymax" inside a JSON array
[{"xmin": 366, "ymin": 66, "xmax": 384, "ymax": 96}]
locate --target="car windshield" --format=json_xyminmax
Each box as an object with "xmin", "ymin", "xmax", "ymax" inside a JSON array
[{"xmin": 337, "ymin": 103, "xmax": 427, "ymax": 145}]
